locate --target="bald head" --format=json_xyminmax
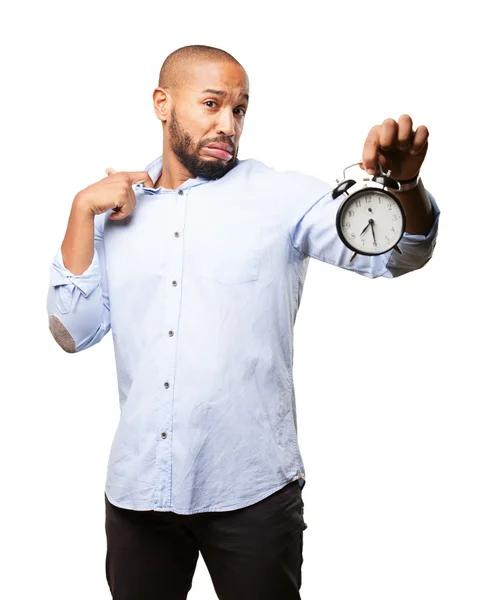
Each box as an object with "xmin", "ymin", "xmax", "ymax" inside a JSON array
[{"xmin": 158, "ymin": 45, "xmax": 246, "ymax": 97}]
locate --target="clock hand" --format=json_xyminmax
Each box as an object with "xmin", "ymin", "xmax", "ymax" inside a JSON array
[
  {"xmin": 370, "ymin": 220, "xmax": 376, "ymax": 244},
  {"xmin": 360, "ymin": 222, "xmax": 370, "ymax": 236}
]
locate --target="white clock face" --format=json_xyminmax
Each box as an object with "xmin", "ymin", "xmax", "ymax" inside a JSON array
[{"xmin": 338, "ymin": 189, "xmax": 405, "ymax": 255}]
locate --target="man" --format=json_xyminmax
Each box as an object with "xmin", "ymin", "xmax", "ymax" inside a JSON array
[{"xmin": 46, "ymin": 44, "xmax": 440, "ymax": 600}]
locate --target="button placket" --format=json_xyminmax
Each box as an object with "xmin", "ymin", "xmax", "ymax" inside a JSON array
[{"xmin": 154, "ymin": 186, "xmax": 189, "ymax": 508}]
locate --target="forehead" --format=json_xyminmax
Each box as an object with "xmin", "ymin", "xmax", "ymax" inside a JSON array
[{"xmin": 185, "ymin": 62, "xmax": 249, "ymax": 96}]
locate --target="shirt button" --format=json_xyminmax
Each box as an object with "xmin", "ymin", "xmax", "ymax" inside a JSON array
[
  {"xmin": 174, "ymin": 232, "xmax": 180, "ymax": 237},
  {"xmin": 178, "ymin": 190, "xmax": 184, "ymax": 195},
  {"xmin": 164, "ymin": 382, "xmax": 170, "ymax": 388},
  {"xmin": 168, "ymin": 330, "xmax": 174, "ymax": 337},
  {"xmin": 161, "ymin": 432, "xmax": 167, "ymax": 439},
  {"xmin": 172, "ymin": 280, "xmax": 177, "ymax": 286}
]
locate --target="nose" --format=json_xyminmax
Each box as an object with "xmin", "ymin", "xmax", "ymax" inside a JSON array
[{"xmin": 216, "ymin": 107, "xmax": 235, "ymax": 138}]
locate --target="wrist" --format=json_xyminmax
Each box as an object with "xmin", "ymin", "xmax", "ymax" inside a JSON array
[
  {"xmin": 396, "ymin": 173, "xmax": 420, "ymax": 183},
  {"xmin": 73, "ymin": 192, "xmax": 95, "ymax": 217},
  {"xmin": 395, "ymin": 172, "xmax": 421, "ymax": 192}
]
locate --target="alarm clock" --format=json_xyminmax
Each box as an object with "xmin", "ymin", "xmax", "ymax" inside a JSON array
[{"xmin": 332, "ymin": 162, "xmax": 407, "ymax": 262}]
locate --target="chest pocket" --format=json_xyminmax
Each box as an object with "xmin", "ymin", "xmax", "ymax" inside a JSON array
[{"xmin": 195, "ymin": 223, "xmax": 262, "ymax": 285}]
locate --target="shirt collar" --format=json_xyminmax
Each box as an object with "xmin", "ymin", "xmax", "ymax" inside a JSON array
[{"xmin": 143, "ymin": 154, "xmax": 229, "ymax": 192}]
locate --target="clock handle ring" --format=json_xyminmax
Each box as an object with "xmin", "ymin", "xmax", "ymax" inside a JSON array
[
  {"xmin": 342, "ymin": 161, "xmax": 363, "ymax": 180},
  {"xmin": 342, "ymin": 160, "xmax": 394, "ymax": 180}
]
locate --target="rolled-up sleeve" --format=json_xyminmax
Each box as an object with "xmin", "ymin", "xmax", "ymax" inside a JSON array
[
  {"xmin": 380, "ymin": 192, "xmax": 440, "ymax": 278},
  {"xmin": 46, "ymin": 213, "xmax": 111, "ymax": 352}
]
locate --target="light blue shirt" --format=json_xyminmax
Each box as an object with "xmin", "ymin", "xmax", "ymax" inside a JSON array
[{"xmin": 47, "ymin": 154, "xmax": 440, "ymax": 514}]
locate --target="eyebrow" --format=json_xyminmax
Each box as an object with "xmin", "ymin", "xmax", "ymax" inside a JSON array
[{"xmin": 201, "ymin": 89, "xmax": 249, "ymax": 102}]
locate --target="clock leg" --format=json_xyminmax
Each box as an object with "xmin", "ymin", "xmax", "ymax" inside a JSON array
[
  {"xmin": 393, "ymin": 245, "xmax": 403, "ymax": 255},
  {"xmin": 349, "ymin": 251, "xmax": 357, "ymax": 262}
]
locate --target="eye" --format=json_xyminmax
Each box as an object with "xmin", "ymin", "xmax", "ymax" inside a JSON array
[{"xmin": 203, "ymin": 101, "xmax": 246, "ymax": 117}]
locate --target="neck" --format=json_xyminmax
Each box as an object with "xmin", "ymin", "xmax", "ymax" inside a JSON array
[{"xmin": 154, "ymin": 147, "xmax": 194, "ymax": 190}]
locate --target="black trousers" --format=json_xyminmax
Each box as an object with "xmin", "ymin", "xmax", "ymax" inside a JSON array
[{"xmin": 104, "ymin": 479, "xmax": 307, "ymax": 600}]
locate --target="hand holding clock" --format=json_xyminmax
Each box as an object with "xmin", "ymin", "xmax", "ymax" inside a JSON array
[
  {"xmin": 359, "ymin": 114, "xmax": 429, "ymax": 181},
  {"xmin": 334, "ymin": 113, "xmax": 434, "ymax": 258}
]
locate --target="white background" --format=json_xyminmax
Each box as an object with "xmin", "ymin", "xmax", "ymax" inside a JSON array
[{"xmin": 1, "ymin": 0, "xmax": 478, "ymax": 598}]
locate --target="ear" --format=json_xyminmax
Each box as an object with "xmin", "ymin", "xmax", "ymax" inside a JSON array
[{"xmin": 153, "ymin": 87, "xmax": 170, "ymax": 123}]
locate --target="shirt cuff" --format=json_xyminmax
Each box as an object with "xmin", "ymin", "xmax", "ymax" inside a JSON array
[{"xmin": 50, "ymin": 247, "xmax": 101, "ymax": 297}]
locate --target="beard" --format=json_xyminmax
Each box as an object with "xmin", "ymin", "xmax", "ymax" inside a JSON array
[{"xmin": 168, "ymin": 107, "xmax": 239, "ymax": 180}]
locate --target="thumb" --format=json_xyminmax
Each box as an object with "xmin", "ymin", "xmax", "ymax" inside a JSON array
[
  {"xmin": 105, "ymin": 168, "xmax": 117, "ymax": 176},
  {"xmin": 125, "ymin": 171, "xmax": 155, "ymax": 188}
]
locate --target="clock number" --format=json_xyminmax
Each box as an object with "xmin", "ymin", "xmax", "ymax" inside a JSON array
[
  {"xmin": 392, "ymin": 214, "xmax": 397, "ymax": 221},
  {"xmin": 361, "ymin": 239, "xmax": 365, "ymax": 246},
  {"xmin": 355, "ymin": 199, "xmax": 362, "ymax": 208},
  {"xmin": 378, "ymin": 197, "xmax": 382, "ymax": 204},
  {"xmin": 391, "ymin": 226, "xmax": 396, "ymax": 233},
  {"xmin": 351, "ymin": 233, "xmax": 356, "ymax": 239},
  {"xmin": 388, "ymin": 202, "xmax": 393, "ymax": 210},
  {"xmin": 385, "ymin": 235, "xmax": 390, "ymax": 244},
  {"xmin": 345, "ymin": 222, "xmax": 351, "ymax": 228},
  {"xmin": 348, "ymin": 210, "xmax": 354, "ymax": 217}
]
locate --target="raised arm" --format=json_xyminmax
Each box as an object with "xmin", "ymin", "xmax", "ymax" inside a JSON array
[{"xmin": 46, "ymin": 168, "xmax": 154, "ymax": 352}]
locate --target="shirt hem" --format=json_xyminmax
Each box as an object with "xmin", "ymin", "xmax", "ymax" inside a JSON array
[{"xmin": 105, "ymin": 476, "xmax": 303, "ymax": 515}]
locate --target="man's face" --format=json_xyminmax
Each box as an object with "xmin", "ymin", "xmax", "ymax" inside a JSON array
[{"xmin": 165, "ymin": 62, "xmax": 249, "ymax": 180}]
